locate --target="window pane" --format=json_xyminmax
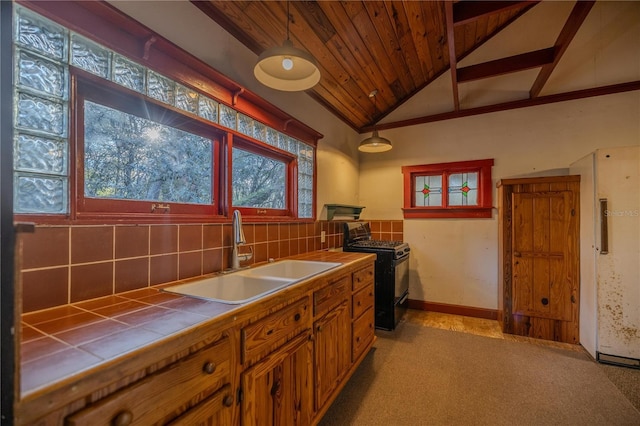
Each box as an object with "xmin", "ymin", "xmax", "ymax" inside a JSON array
[
  {"xmin": 17, "ymin": 92, "xmax": 66, "ymax": 136},
  {"xmin": 448, "ymin": 172, "xmax": 479, "ymax": 206},
  {"xmin": 18, "ymin": 50, "xmax": 66, "ymax": 97},
  {"xmin": 112, "ymin": 54, "xmax": 145, "ymax": 93},
  {"xmin": 15, "ymin": 173, "xmax": 67, "ymax": 213},
  {"xmin": 84, "ymin": 101, "xmax": 213, "ymax": 204},
  {"xmin": 415, "ymin": 174, "xmax": 442, "ymax": 207},
  {"xmin": 232, "ymin": 147, "xmax": 285, "ymax": 209},
  {"xmin": 16, "ymin": 8, "xmax": 67, "ymax": 60},
  {"xmin": 71, "ymin": 34, "xmax": 111, "ymax": 79},
  {"xmin": 15, "ymin": 133, "xmax": 66, "ymax": 175}
]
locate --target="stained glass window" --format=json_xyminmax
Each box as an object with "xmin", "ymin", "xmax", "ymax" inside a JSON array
[
  {"xmin": 448, "ymin": 172, "xmax": 478, "ymax": 206},
  {"xmin": 414, "ymin": 175, "xmax": 442, "ymax": 207},
  {"xmin": 402, "ymin": 159, "xmax": 494, "ymax": 219}
]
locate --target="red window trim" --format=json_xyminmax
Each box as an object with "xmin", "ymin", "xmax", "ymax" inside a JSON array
[{"xmin": 402, "ymin": 159, "xmax": 494, "ymax": 219}]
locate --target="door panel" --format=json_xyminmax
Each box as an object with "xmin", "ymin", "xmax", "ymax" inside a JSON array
[
  {"xmin": 498, "ymin": 176, "xmax": 580, "ymax": 344},
  {"xmin": 512, "ymin": 191, "xmax": 573, "ymax": 322}
]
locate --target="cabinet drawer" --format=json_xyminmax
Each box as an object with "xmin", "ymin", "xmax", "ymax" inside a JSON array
[
  {"xmin": 352, "ymin": 285, "xmax": 374, "ymax": 319},
  {"xmin": 242, "ymin": 296, "xmax": 311, "ymax": 365},
  {"xmin": 352, "ymin": 265, "xmax": 374, "ymax": 292},
  {"xmin": 167, "ymin": 384, "xmax": 234, "ymax": 425},
  {"xmin": 66, "ymin": 334, "xmax": 231, "ymax": 426},
  {"xmin": 352, "ymin": 307, "xmax": 374, "ymax": 362},
  {"xmin": 314, "ymin": 275, "xmax": 349, "ymax": 317}
]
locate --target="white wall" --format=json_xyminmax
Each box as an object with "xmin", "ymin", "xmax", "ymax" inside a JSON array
[
  {"xmin": 359, "ymin": 91, "xmax": 640, "ymax": 309},
  {"xmin": 107, "ymin": 1, "xmax": 640, "ymax": 311}
]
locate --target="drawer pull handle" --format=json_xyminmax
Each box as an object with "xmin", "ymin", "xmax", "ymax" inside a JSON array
[
  {"xmin": 112, "ymin": 410, "xmax": 133, "ymax": 426},
  {"xmin": 294, "ymin": 313, "xmax": 301, "ymax": 321},
  {"xmin": 203, "ymin": 362, "xmax": 217, "ymax": 374},
  {"xmin": 223, "ymin": 395, "xmax": 234, "ymax": 407}
]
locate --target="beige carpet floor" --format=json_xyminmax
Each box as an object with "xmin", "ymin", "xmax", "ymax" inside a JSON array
[{"xmin": 319, "ymin": 321, "xmax": 640, "ymax": 426}]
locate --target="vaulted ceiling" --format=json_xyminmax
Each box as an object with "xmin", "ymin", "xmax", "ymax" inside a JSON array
[{"xmin": 191, "ymin": 0, "xmax": 639, "ymax": 133}]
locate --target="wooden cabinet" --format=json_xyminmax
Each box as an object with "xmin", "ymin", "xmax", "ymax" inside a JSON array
[
  {"xmin": 66, "ymin": 333, "xmax": 234, "ymax": 426},
  {"xmin": 240, "ymin": 296, "xmax": 313, "ymax": 425},
  {"xmin": 242, "ymin": 296, "xmax": 311, "ymax": 366},
  {"xmin": 351, "ymin": 265, "xmax": 375, "ymax": 362},
  {"xmin": 19, "ymin": 255, "xmax": 376, "ymax": 426},
  {"xmin": 314, "ymin": 300, "xmax": 351, "ymax": 411},
  {"xmin": 313, "ymin": 274, "xmax": 351, "ymax": 411},
  {"xmin": 241, "ymin": 332, "xmax": 313, "ymax": 426}
]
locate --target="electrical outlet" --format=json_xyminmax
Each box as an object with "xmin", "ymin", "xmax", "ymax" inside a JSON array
[{"xmin": 320, "ymin": 231, "xmax": 326, "ymax": 243}]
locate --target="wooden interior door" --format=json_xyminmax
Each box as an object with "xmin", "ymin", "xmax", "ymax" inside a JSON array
[{"xmin": 498, "ymin": 176, "xmax": 580, "ymax": 344}]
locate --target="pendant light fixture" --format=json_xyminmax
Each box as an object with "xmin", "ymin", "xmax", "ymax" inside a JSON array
[
  {"xmin": 254, "ymin": 0, "xmax": 320, "ymax": 91},
  {"xmin": 359, "ymin": 90, "xmax": 392, "ymax": 153}
]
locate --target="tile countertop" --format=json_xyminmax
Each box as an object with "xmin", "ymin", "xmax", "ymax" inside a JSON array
[{"xmin": 19, "ymin": 250, "xmax": 374, "ymax": 399}]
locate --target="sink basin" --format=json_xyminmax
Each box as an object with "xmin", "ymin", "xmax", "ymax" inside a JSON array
[
  {"xmin": 163, "ymin": 274, "xmax": 295, "ymax": 304},
  {"xmin": 242, "ymin": 260, "xmax": 342, "ymax": 280},
  {"xmin": 162, "ymin": 260, "xmax": 342, "ymax": 304}
]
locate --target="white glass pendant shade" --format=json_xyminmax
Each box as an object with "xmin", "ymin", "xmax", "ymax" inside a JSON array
[
  {"xmin": 254, "ymin": 39, "xmax": 321, "ymax": 91},
  {"xmin": 358, "ymin": 129, "xmax": 392, "ymax": 153}
]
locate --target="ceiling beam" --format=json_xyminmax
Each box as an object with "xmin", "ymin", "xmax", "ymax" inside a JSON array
[
  {"xmin": 530, "ymin": 1, "xmax": 595, "ymax": 98},
  {"xmin": 444, "ymin": 1, "xmax": 460, "ymax": 111},
  {"xmin": 457, "ymin": 47, "xmax": 555, "ymax": 83},
  {"xmin": 366, "ymin": 80, "xmax": 640, "ymax": 132},
  {"xmin": 453, "ymin": 1, "xmax": 540, "ymax": 26}
]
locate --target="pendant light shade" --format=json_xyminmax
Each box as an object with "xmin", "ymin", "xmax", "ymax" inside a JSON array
[
  {"xmin": 358, "ymin": 129, "xmax": 393, "ymax": 152},
  {"xmin": 359, "ymin": 90, "xmax": 392, "ymax": 153},
  {"xmin": 254, "ymin": 1, "xmax": 320, "ymax": 91}
]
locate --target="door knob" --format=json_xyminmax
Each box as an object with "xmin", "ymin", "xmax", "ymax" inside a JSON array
[{"xmin": 541, "ymin": 297, "xmax": 549, "ymax": 306}]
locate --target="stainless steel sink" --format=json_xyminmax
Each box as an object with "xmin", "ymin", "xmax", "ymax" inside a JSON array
[{"xmin": 162, "ymin": 260, "xmax": 341, "ymax": 304}]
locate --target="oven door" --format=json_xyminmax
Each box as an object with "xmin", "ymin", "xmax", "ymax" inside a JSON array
[{"xmin": 394, "ymin": 253, "xmax": 410, "ymax": 320}]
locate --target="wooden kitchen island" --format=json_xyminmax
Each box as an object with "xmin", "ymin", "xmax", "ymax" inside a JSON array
[{"xmin": 16, "ymin": 251, "xmax": 376, "ymax": 425}]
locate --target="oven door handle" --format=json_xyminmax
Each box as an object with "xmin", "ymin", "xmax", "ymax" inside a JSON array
[{"xmin": 397, "ymin": 290, "xmax": 409, "ymax": 305}]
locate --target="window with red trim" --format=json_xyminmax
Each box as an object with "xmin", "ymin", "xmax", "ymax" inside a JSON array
[
  {"xmin": 74, "ymin": 71, "xmax": 224, "ymax": 220},
  {"xmin": 231, "ymin": 136, "xmax": 297, "ymax": 217},
  {"xmin": 402, "ymin": 159, "xmax": 494, "ymax": 218}
]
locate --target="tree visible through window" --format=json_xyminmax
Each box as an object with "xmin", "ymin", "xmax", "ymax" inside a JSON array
[
  {"xmin": 84, "ymin": 101, "xmax": 213, "ymax": 204},
  {"xmin": 232, "ymin": 147, "xmax": 286, "ymax": 209}
]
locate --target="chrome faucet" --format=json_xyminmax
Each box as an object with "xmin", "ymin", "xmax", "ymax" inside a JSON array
[{"xmin": 231, "ymin": 210, "xmax": 253, "ymax": 270}]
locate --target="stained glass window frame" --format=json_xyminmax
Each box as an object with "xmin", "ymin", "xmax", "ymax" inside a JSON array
[{"xmin": 401, "ymin": 159, "xmax": 494, "ymax": 219}]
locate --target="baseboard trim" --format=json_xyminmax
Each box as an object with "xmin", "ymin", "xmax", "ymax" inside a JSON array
[{"xmin": 407, "ymin": 299, "xmax": 498, "ymax": 321}]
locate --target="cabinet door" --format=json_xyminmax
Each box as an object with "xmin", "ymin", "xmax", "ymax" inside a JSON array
[
  {"xmin": 314, "ymin": 300, "xmax": 351, "ymax": 411},
  {"xmin": 241, "ymin": 332, "xmax": 313, "ymax": 426}
]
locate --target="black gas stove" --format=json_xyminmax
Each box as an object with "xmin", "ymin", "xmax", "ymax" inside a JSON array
[{"xmin": 343, "ymin": 222, "xmax": 409, "ymax": 330}]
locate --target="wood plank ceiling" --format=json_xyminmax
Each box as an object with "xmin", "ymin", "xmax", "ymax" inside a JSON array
[{"xmin": 192, "ymin": 1, "xmax": 630, "ymax": 132}]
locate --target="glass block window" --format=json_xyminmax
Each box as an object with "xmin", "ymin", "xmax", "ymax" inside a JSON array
[
  {"xmin": 13, "ymin": 5, "xmax": 316, "ymax": 220},
  {"xmin": 402, "ymin": 159, "xmax": 494, "ymax": 219},
  {"xmin": 70, "ymin": 34, "xmax": 111, "ymax": 79}
]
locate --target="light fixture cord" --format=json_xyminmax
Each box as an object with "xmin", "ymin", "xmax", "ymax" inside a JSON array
[
  {"xmin": 370, "ymin": 89, "xmax": 378, "ymax": 129},
  {"xmin": 286, "ymin": 0, "xmax": 290, "ymax": 41}
]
